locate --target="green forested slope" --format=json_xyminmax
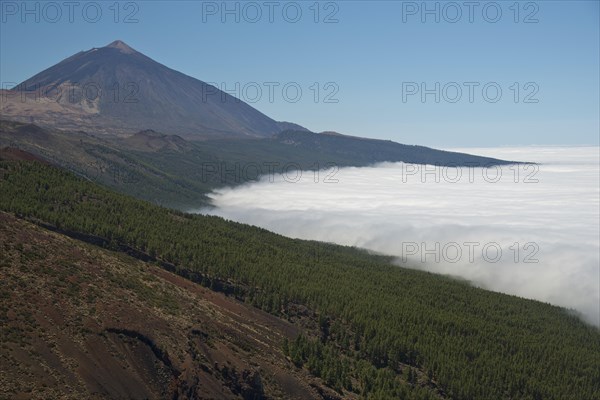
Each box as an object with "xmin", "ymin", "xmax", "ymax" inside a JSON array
[{"xmin": 1, "ymin": 161, "xmax": 598, "ymax": 400}]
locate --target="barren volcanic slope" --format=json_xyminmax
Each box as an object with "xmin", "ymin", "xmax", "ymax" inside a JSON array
[
  {"xmin": 0, "ymin": 212, "xmax": 347, "ymax": 400},
  {"xmin": 1, "ymin": 40, "xmax": 291, "ymax": 138}
]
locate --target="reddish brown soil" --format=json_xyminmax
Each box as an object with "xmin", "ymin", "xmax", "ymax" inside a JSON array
[{"xmin": 0, "ymin": 213, "xmax": 352, "ymax": 399}]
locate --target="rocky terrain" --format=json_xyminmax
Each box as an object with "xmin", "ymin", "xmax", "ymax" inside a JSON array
[{"xmin": 0, "ymin": 213, "xmax": 347, "ymax": 399}]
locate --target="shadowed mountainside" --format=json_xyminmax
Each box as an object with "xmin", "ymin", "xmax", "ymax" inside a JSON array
[
  {"xmin": 274, "ymin": 130, "xmax": 518, "ymax": 166},
  {"xmin": 0, "ymin": 121, "xmax": 521, "ymax": 209}
]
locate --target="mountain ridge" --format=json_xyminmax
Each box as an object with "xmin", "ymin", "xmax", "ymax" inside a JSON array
[{"xmin": 0, "ymin": 120, "xmax": 522, "ymax": 209}]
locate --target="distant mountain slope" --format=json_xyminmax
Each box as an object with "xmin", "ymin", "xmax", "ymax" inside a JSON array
[
  {"xmin": 123, "ymin": 129, "xmax": 190, "ymax": 152},
  {"xmin": 0, "ymin": 147, "xmax": 49, "ymax": 164},
  {"xmin": 274, "ymin": 130, "xmax": 517, "ymax": 166},
  {"xmin": 2, "ymin": 40, "xmax": 297, "ymax": 138},
  {"xmin": 0, "ymin": 121, "xmax": 522, "ymax": 209}
]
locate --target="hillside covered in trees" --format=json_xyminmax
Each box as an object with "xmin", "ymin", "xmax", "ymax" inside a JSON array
[{"xmin": 1, "ymin": 160, "xmax": 599, "ymax": 399}]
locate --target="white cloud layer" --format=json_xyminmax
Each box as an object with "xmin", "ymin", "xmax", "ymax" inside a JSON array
[{"xmin": 195, "ymin": 147, "xmax": 600, "ymax": 326}]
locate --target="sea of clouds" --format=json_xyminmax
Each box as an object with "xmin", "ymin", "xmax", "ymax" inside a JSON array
[{"xmin": 195, "ymin": 147, "xmax": 600, "ymax": 326}]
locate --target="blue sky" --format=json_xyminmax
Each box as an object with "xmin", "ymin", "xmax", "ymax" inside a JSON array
[{"xmin": 1, "ymin": 0, "xmax": 598, "ymax": 146}]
